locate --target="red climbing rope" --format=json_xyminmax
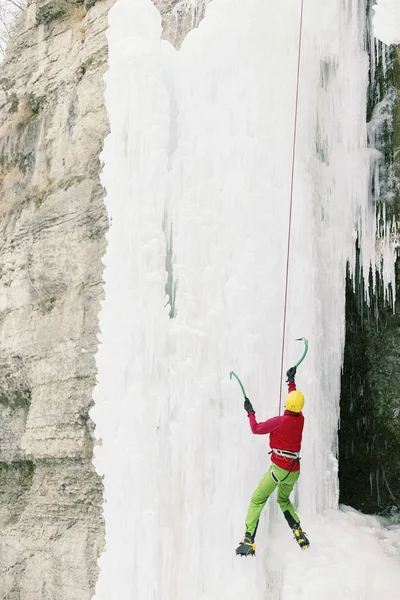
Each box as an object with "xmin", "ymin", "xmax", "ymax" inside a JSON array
[{"xmin": 278, "ymin": 0, "xmax": 305, "ymax": 414}]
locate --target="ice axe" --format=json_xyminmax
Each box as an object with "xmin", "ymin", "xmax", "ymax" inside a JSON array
[
  {"xmin": 294, "ymin": 337, "xmax": 308, "ymax": 368},
  {"xmin": 230, "ymin": 371, "xmax": 247, "ymax": 398}
]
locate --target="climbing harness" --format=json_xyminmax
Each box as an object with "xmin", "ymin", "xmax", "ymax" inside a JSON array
[
  {"xmin": 278, "ymin": 0, "xmax": 305, "ymax": 414},
  {"xmin": 270, "ymin": 455, "xmax": 301, "ymax": 483},
  {"xmin": 271, "ymin": 448, "xmax": 300, "ymax": 460}
]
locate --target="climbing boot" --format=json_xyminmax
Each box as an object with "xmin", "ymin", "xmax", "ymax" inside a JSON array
[
  {"xmin": 292, "ymin": 524, "xmax": 310, "ymax": 550},
  {"xmin": 235, "ymin": 532, "xmax": 256, "ymax": 557}
]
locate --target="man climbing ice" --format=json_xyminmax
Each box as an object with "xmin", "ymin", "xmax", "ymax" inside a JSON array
[{"xmin": 236, "ymin": 366, "xmax": 310, "ymax": 556}]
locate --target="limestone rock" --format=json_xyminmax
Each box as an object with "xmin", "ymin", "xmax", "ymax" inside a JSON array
[
  {"xmin": 153, "ymin": 0, "xmax": 212, "ymax": 48},
  {"xmin": 0, "ymin": 0, "xmax": 114, "ymax": 597}
]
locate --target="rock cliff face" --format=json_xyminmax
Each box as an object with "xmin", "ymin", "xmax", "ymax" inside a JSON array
[
  {"xmin": 0, "ymin": 0, "xmax": 112, "ymax": 597},
  {"xmin": 153, "ymin": 0, "xmax": 210, "ymax": 48},
  {"xmin": 0, "ymin": 0, "xmax": 205, "ymax": 597}
]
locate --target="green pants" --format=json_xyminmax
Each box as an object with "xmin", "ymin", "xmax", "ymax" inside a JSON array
[{"xmin": 245, "ymin": 465, "xmax": 300, "ymax": 535}]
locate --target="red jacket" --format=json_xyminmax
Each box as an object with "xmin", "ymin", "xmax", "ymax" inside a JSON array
[{"xmin": 247, "ymin": 381, "xmax": 304, "ymax": 471}]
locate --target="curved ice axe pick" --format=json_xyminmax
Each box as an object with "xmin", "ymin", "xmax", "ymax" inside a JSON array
[
  {"xmin": 230, "ymin": 371, "xmax": 247, "ymax": 398},
  {"xmin": 294, "ymin": 337, "xmax": 309, "ymax": 368}
]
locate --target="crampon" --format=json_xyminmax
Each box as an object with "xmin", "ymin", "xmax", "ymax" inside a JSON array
[
  {"xmin": 236, "ymin": 534, "xmax": 256, "ymax": 557},
  {"xmin": 293, "ymin": 526, "xmax": 310, "ymax": 550}
]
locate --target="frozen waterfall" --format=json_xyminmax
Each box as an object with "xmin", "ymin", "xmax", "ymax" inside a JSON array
[{"xmin": 91, "ymin": 0, "xmax": 400, "ymax": 598}]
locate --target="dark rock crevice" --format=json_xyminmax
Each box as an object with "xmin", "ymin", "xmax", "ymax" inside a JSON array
[
  {"xmin": 339, "ymin": 11, "xmax": 400, "ymax": 518},
  {"xmin": 340, "ymin": 256, "xmax": 400, "ymax": 516}
]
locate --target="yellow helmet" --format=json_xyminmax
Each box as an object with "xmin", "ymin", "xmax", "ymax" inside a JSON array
[{"xmin": 285, "ymin": 390, "xmax": 304, "ymax": 413}]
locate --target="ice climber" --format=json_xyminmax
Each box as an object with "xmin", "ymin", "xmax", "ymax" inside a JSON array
[{"xmin": 236, "ymin": 366, "xmax": 310, "ymax": 556}]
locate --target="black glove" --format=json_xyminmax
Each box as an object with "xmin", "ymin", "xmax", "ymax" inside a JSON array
[
  {"xmin": 286, "ymin": 366, "xmax": 297, "ymax": 383},
  {"xmin": 244, "ymin": 397, "xmax": 254, "ymax": 414}
]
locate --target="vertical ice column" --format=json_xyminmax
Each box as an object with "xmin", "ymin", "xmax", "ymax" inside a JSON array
[{"xmin": 91, "ymin": 1, "xmax": 174, "ymax": 598}]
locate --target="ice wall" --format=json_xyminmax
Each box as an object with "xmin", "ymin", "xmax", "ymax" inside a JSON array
[
  {"xmin": 373, "ymin": 0, "xmax": 400, "ymax": 44},
  {"xmin": 91, "ymin": 0, "xmax": 391, "ymax": 598}
]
